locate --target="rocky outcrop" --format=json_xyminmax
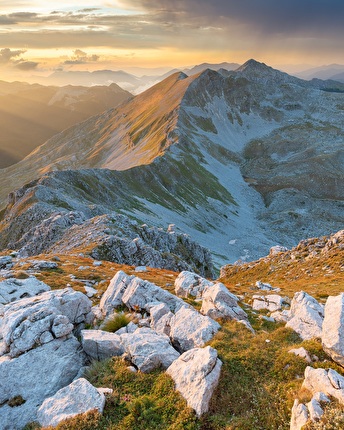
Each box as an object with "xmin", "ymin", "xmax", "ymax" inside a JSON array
[
  {"xmin": 322, "ymin": 293, "xmax": 344, "ymax": 366},
  {"xmin": 0, "ymin": 276, "xmax": 51, "ymax": 305},
  {"xmin": 302, "ymin": 366, "xmax": 344, "ymax": 404},
  {"xmin": 252, "ymin": 294, "xmax": 284, "ymax": 312},
  {"xmin": 37, "ymin": 378, "xmax": 106, "ymax": 427},
  {"xmin": 121, "ymin": 327, "xmax": 180, "ymax": 372},
  {"xmin": 174, "ymin": 271, "xmax": 213, "ymax": 298},
  {"xmin": 290, "ymin": 399, "xmax": 309, "ymax": 430},
  {"xmin": 81, "ymin": 330, "xmax": 124, "ymax": 361},
  {"xmin": 166, "ymin": 346, "xmax": 222, "ymax": 417},
  {"xmin": 286, "ymin": 292, "xmax": 324, "ymax": 340},
  {"xmin": 0, "ymin": 337, "xmax": 86, "ymax": 430}
]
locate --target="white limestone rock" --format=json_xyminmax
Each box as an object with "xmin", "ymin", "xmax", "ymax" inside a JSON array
[
  {"xmin": 290, "ymin": 399, "xmax": 309, "ymax": 430},
  {"xmin": 99, "ymin": 271, "xmax": 134, "ymax": 316},
  {"xmin": 84, "ymin": 286, "xmax": 97, "ymax": 298},
  {"xmin": 270, "ymin": 309, "xmax": 290, "ymax": 323},
  {"xmin": 0, "ymin": 337, "xmax": 86, "ymax": 430},
  {"xmin": 286, "ymin": 291, "xmax": 324, "ymax": 340},
  {"xmin": 81, "ymin": 329, "xmax": 124, "ymax": 360},
  {"xmin": 256, "ymin": 281, "xmax": 274, "ymax": 291},
  {"xmin": 322, "ymin": 293, "xmax": 344, "ymax": 366},
  {"xmin": 1, "ymin": 288, "xmax": 92, "ymax": 357},
  {"xmin": 288, "ymin": 347, "xmax": 312, "ymax": 363},
  {"xmin": 28, "ymin": 260, "xmax": 58, "ymax": 270},
  {"xmin": 169, "ymin": 306, "xmax": 220, "ymax": 352},
  {"xmin": 252, "ymin": 294, "xmax": 284, "ymax": 312},
  {"xmin": 166, "ymin": 346, "xmax": 222, "ymax": 417},
  {"xmin": 150, "ymin": 302, "xmax": 173, "ymax": 336},
  {"xmin": 37, "ymin": 378, "xmax": 105, "ymax": 427},
  {"xmin": 269, "ymin": 245, "xmax": 288, "ymax": 256},
  {"xmin": 201, "ymin": 282, "xmax": 250, "ymax": 324},
  {"xmin": 121, "ymin": 327, "xmax": 180, "ymax": 372},
  {"xmin": 302, "ymin": 366, "xmax": 344, "ymax": 404},
  {"xmin": 174, "ymin": 271, "xmax": 213, "ymax": 298},
  {"xmin": 0, "ymin": 256, "xmax": 13, "ymax": 269},
  {"xmin": 0, "ymin": 276, "xmax": 51, "ymax": 305},
  {"xmin": 307, "ymin": 397, "xmax": 324, "ymax": 422}
]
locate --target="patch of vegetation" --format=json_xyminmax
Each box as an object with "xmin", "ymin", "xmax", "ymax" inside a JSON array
[
  {"xmin": 192, "ymin": 115, "xmax": 218, "ymax": 134},
  {"xmin": 8, "ymin": 395, "xmax": 26, "ymax": 407},
  {"xmin": 303, "ymin": 402, "xmax": 344, "ymax": 429},
  {"xmin": 102, "ymin": 313, "xmax": 131, "ymax": 333}
]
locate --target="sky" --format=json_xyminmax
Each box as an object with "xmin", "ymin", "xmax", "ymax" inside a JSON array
[{"xmin": 0, "ymin": 0, "xmax": 343, "ymax": 80}]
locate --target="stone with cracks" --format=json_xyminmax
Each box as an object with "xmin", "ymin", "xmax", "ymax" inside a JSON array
[
  {"xmin": 121, "ymin": 327, "xmax": 179, "ymax": 372},
  {"xmin": 307, "ymin": 398, "xmax": 324, "ymax": 422},
  {"xmin": 0, "ymin": 288, "xmax": 92, "ymax": 357},
  {"xmin": 322, "ymin": 293, "xmax": 344, "ymax": 366},
  {"xmin": 81, "ymin": 329, "xmax": 124, "ymax": 361},
  {"xmin": 169, "ymin": 306, "xmax": 220, "ymax": 352},
  {"xmin": 37, "ymin": 378, "xmax": 105, "ymax": 427},
  {"xmin": 201, "ymin": 282, "xmax": 250, "ymax": 324},
  {"xmin": 0, "ymin": 276, "xmax": 51, "ymax": 305},
  {"xmin": 174, "ymin": 271, "xmax": 213, "ymax": 298},
  {"xmin": 166, "ymin": 346, "xmax": 222, "ymax": 417},
  {"xmin": 290, "ymin": 399, "xmax": 309, "ymax": 430},
  {"xmin": 302, "ymin": 366, "xmax": 344, "ymax": 404},
  {"xmin": 0, "ymin": 256, "xmax": 13, "ymax": 269},
  {"xmin": 252, "ymin": 294, "xmax": 284, "ymax": 312},
  {"xmin": 0, "ymin": 337, "xmax": 86, "ymax": 430},
  {"xmin": 286, "ymin": 291, "xmax": 324, "ymax": 340},
  {"xmin": 99, "ymin": 271, "xmax": 134, "ymax": 316},
  {"xmin": 150, "ymin": 302, "xmax": 174, "ymax": 336}
]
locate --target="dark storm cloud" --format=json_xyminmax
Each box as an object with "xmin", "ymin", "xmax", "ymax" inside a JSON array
[{"xmin": 125, "ymin": 0, "xmax": 344, "ymax": 35}]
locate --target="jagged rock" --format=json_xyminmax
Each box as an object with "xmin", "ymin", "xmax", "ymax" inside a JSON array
[
  {"xmin": 252, "ymin": 294, "xmax": 284, "ymax": 312},
  {"xmin": 1, "ymin": 288, "xmax": 92, "ymax": 357},
  {"xmin": 322, "ymin": 293, "xmax": 344, "ymax": 366},
  {"xmin": 286, "ymin": 291, "xmax": 324, "ymax": 340},
  {"xmin": 135, "ymin": 266, "xmax": 147, "ymax": 272},
  {"xmin": 0, "ymin": 276, "xmax": 51, "ymax": 305},
  {"xmin": 306, "ymin": 397, "xmax": 324, "ymax": 422},
  {"xmin": 37, "ymin": 378, "xmax": 105, "ymax": 427},
  {"xmin": 256, "ymin": 281, "xmax": 274, "ymax": 291},
  {"xmin": 270, "ymin": 309, "xmax": 290, "ymax": 322},
  {"xmin": 115, "ymin": 321, "xmax": 138, "ymax": 335},
  {"xmin": 288, "ymin": 347, "xmax": 312, "ymax": 363},
  {"xmin": 169, "ymin": 306, "xmax": 220, "ymax": 352},
  {"xmin": 28, "ymin": 260, "xmax": 58, "ymax": 270},
  {"xmin": 269, "ymin": 245, "xmax": 288, "ymax": 256},
  {"xmin": 201, "ymin": 282, "xmax": 250, "ymax": 324},
  {"xmin": 302, "ymin": 366, "xmax": 344, "ymax": 404},
  {"xmin": 166, "ymin": 346, "xmax": 222, "ymax": 417},
  {"xmin": 174, "ymin": 271, "xmax": 213, "ymax": 298},
  {"xmin": 84, "ymin": 286, "xmax": 97, "ymax": 298},
  {"xmin": 290, "ymin": 399, "xmax": 309, "ymax": 430},
  {"xmin": 150, "ymin": 302, "xmax": 174, "ymax": 336},
  {"xmin": 99, "ymin": 271, "xmax": 134, "ymax": 316},
  {"xmin": 121, "ymin": 327, "xmax": 180, "ymax": 372},
  {"xmin": 0, "ymin": 337, "xmax": 86, "ymax": 430},
  {"xmin": 81, "ymin": 330, "xmax": 124, "ymax": 361},
  {"xmin": 0, "ymin": 256, "xmax": 12, "ymax": 269}
]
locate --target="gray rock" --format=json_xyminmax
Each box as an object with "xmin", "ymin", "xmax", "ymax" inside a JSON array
[
  {"xmin": 286, "ymin": 291, "xmax": 324, "ymax": 340},
  {"xmin": 121, "ymin": 327, "xmax": 180, "ymax": 372},
  {"xmin": 288, "ymin": 347, "xmax": 312, "ymax": 363},
  {"xmin": 302, "ymin": 366, "xmax": 344, "ymax": 404},
  {"xmin": 81, "ymin": 329, "xmax": 124, "ymax": 360},
  {"xmin": 37, "ymin": 378, "xmax": 105, "ymax": 427},
  {"xmin": 0, "ymin": 276, "xmax": 51, "ymax": 305},
  {"xmin": 170, "ymin": 306, "xmax": 220, "ymax": 352},
  {"xmin": 0, "ymin": 256, "xmax": 13, "ymax": 269},
  {"xmin": 99, "ymin": 271, "xmax": 135, "ymax": 317},
  {"xmin": 0, "ymin": 337, "xmax": 86, "ymax": 430},
  {"xmin": 252, "ymin": 294, "xmax": 284, "ymax": 312},
  {"xmin": 290, "ymin": 399, "xmax": 309, "ymax": 430},
  {"xmin": 306, "ymin": 398, "xmax": 324, "ymax": 422},
  {"xmin": 270, "ymin": 309, "xmax": 290, "ymax": 322},
  {"xmin": 1, "ymin": 288, "xmax": 92, "ymax": 357},
  {"xmin": 322, "ymin": 293, "xmax": 344, "ymax": 366},
  {"xmin": 174, "ymin": 271, "xmax": 213, "ymax": 298},
  {"xmin": 201, "ymin": 282, "xmax": 250, "ymax": 324},
  {"xmin": 166, "ymin": 346, "xmax": 222, "ymax": 417},
  {"xmin": 28, "ymin": 260, "xmax": 58, "ymax": 270}
]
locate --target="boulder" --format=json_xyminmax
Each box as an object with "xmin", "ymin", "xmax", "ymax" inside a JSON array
[
  {"xmin": 28, "ymin": 260, "xmax": 58, "ymax": 270},
  {"xmin": 0, "ymin": 256, "xmax": 13, "ymax": 269},
  {"xmin": 169, "ymin": 306, "xmax": 220, "ymax": 352},
  {"xmin": 166, "ymin": 346, "xmax": 222, "ymax": 417},
  {"xmin": 201, "ymin": 282, "xmax": 250, "ymax": 324},
  {"xmin": 286, "ymin": 291, "xmax": 324, "ymax": 340},
  {"xmin": 270, "ymin": 309, "xmax": 290, "ymax": 323},
  {"xmin": 302, "ymin": 366, "xmax": 344, "ymax": 404},
  {"xmin": 0, "ymin": 337, "xmax": 86, "ymax": 430},
  {"xmin": 322, "ymin": 293, "xmax": 344, "ymax": 366},
  {"xmin": 149, "ymin": 302, "xmax": 174, "ymax": 336},
  {"xmin": 252, "ymin": 294, "xmax": 283, "ymax": 312},
  {"xmin": 0, "ymin": 276, "xmax": 51, "ymax": 305},
  {"xmin": 121, "ymin": 327, "xmax": 180, "ymax": 372},
  {"xmin": 37, "ymin": 378, "xmax": 105, "ymax": 427},
  {"xmin": 1, "ymin": 288, "xmax": 92, "ymax": 357},
  {"xmin": 81, "ymin": 330, "xmax": 124, "ymax": 361},
  {"xmin": 174, "ymin": 271, "xmax": 213, "ymax": 298},
  {"xmin": 288, "ymin": 347, "xmax": 312, "ymax": 363},
  {"xmin": 306, "ymin": 397, "xmax": 324, "ymax": 422},
  {"xmin": 290, "ymin": 399, "xmax": 309, "ymax": 430},
  {"xmin": 99, "ymin": 271, "xmax": 135, "ymax": 316}
]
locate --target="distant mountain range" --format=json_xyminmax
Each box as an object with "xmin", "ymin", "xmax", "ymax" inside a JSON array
[
  {"xmin": 1, "ymin": 59, "xmax": 343, "ymax": 266},
  {"xmin": 296, "ymin": 64, "xmax": 344, "ymax": 82},
  {"xmin": 0, "ymin": 81, "xmax": 131, "ymax": 168}
]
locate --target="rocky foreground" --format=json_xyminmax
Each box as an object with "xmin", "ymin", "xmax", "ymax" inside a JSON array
[{"xmin": 0, "ymin": 229, "xmax": 343, "ymax": 429}]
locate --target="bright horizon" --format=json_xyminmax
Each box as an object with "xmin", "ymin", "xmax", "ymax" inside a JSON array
[{"xmin": 0, "ymin": 0, "xmax": 344, "ymax": 81}]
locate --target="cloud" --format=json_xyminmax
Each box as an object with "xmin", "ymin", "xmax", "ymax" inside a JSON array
[
  {"xmin": 15, "ymin": 60, "xmax": 39, "ymax": 70},
  {"xmin": 64, "ymin": 49, "xmax": 100, "ymax": 65},
  {"xmin": 0, "ymin": 48, "xmax": 26, "ymax": 63}
]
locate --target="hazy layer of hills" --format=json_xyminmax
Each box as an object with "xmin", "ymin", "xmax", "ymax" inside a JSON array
[
  {"xmin": 0, "ymin": 60, "xmax": 343, "ymax": 266},
  {"xmin": 0, "ymin": 81, "xmax": 131, "ymax": 168},
  {"xmin": 296, "ymin": 64, "xmax": 344, "ymax": 82}
]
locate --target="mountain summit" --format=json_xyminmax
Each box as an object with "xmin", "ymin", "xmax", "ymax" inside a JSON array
[{"xmin": 0, "ymin": 60, "xmax": 343, "ymax": 265}]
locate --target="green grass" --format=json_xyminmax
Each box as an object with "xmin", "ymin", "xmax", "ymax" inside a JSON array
[{"xmin": 101, "ymin": 313, "xmax": 131, "ymax": 333}]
